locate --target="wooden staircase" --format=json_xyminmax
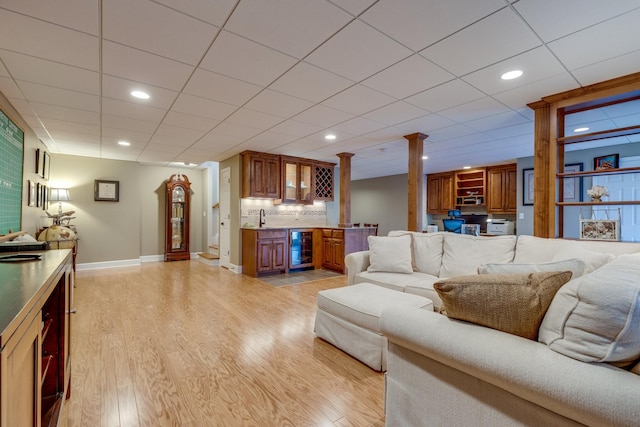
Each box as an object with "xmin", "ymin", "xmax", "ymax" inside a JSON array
[{"xmin": 198, "ymin": 244, "xmax": 219, "ymax": 266}]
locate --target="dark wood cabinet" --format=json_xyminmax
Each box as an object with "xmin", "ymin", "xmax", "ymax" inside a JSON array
[
  {"xmin": 242, "ymin": 229, "xmax": 288, "ymax": 277},
  {"xmin": 242, "ymin": 151, "xmax": 281, "ymax": 198},
  {"xmin": 322, "ymin": 228, "xmax": 375, "ymax": 273},
  {"xmin": 427, "ymin": 172, "xmax": 454, "ymax": 214},
  {"xmin": 0, "ymin": 250, "xmax": 72, "ymax": 427},
  {"xmin": 165, "ymin": 173, "xmax": 191, "ymax": 261},
  {"xmin": 486, "ymin": 164, "xmax": 517, "ymax": 214},
  {"xmin": 282, "ymin": 156, "xmax": 313, "ymax": 204}
]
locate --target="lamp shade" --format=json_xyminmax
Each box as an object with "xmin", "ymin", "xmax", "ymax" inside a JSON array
[{"xmin": 49, "ymin": 188, "xmax": 71, "ymax": 202}]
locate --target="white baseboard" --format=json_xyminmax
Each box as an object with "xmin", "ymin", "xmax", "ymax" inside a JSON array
[
  {"xmin": 140, "ymin": 255, "xmax": 164, "ymax": 263},
  {"xmin": 77, "ymin": 258, "xmax": 141, "ymax": 271},
  {"xmin": 227, "ymin": 263, "xmax": 242, "ymax": 274}
]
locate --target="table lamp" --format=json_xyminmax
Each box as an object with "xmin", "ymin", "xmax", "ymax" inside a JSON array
[{"xmin": 49, "ymin": 188, "xmax": 71, "ymax": 215}]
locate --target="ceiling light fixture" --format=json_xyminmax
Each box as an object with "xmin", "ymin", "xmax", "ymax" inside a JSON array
[
  {"xmin": 325, "ymin": 134, "xmax": 336, "ymax": 140},
  {"xmin": 118, "ymin": 140, "xmax": 130, "ymax": 146},
  {"xmin": 500, "ymin": 70, "xmax": 523, "ymax": 80},
  {"xmin": 422, "ymin": 155, "xmax": 428, "ymax": 160},
  {"xmin": 574, "ymin": 127, "xmax": 590, "ymax": 133},
  {"xmin": 131, "ymin": 90, "xmax": 150, "ymax": 99},
  {"xmin": 463, "ymin": 166, "xmax": 471, "ymax": 169}
]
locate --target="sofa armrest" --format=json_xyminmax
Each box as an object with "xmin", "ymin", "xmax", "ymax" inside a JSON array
[
  {"xmin": 344, "ymin": 250, "xmax": 370, "ymax": 285},
  {"xmin": 380, "ymin": 307, "xmax": 640, "ymax": 427}
]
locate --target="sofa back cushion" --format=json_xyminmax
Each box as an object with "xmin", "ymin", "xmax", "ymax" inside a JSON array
[
  {"xmin": 478, "ymin": 258, "xmax": 586, "ymax": 278},
  {"xmin": 412, "ymin": 233, "xmax": 444, "ymax": 276},
  {"xmin": 440, "ymin": 234, "xmax": 516, "ymax": 278},
  {"xmin": 366, "ymin": 234, "xmax": 414, "ymax": 274},
  {"xmin": 539, "ymin": 253, "xmax": 640, "ymax": 365}
]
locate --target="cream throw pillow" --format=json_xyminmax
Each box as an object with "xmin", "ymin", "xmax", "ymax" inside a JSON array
[
  {"xmin": 367, "ymin": 234, "xmax": 413, "ymax": 274},
  {"xmin": 539, "ymin": 253, "xmax": 640, "ymax": 364},
  {"xmin": 478, "ymin": 258, "xmax": 586, "ymax": 278},
  {"xmin": 434, "ymin": 271, "xmax": 573, "ymax": 340}
]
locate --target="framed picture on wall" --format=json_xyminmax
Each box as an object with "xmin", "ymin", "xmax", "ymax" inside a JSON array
[
  {"xmin": 28, "ymin": 180, "xmax": 36, "ymax": 207},
  {"xmin": 522, "ymin": 168, "xmax": 534, "ymax": 205},
  {"xmin": 36, "ymin": 182, "xmax": 42, "ymax": 207},
  {"xmin": 94, "ymin": 179, "xmax": 120, "ymax": 202},
  {"xmin": 594, "ymin": 153, "xmax": 619, "ymax": 170},
  {"xmin": 35, "ymin": 148, "xmax": 41, "ymax": 175},
  {"xmin": 562, "ymin": 163, "xmax": 583, "ymax": 202},
  {"xmin": 42, "ymin": 151, "xmax": 50, "ymax": 180}
]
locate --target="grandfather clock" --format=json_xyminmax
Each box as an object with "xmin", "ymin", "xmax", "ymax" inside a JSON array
[{"xmin": 165, "ymin": 173, "xmax": 191, "ymax": 261}]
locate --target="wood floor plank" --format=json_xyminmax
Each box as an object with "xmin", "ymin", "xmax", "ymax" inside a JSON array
[{"xmin": 60, "ymin": 261, "xmax": 385, "ymax": 426}]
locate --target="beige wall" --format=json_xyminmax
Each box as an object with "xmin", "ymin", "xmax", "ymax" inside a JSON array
[{"xmin": 49, "ymin": 154, "xmax": 207, "ymax": 264}]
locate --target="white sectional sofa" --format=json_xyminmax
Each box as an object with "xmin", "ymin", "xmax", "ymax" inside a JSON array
[{"xmin": 343, "ymin": 232, "xmax": 640, "ymax": 427}]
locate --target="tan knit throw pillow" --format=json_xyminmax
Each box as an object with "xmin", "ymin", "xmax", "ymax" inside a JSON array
[{"xmin": 434, "ymin": 271, "xmax": 573, "ymax": 340}]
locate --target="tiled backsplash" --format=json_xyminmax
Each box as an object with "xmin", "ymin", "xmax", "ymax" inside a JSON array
[{"xmin": 241, "ymin": 199, "xmax": 327, "ymax": 228}]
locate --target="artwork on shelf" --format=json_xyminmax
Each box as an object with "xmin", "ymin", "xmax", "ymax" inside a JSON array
[
  {"xmin": 94, "ymin": 179, "xmax": 119, "ymax": 201},
  {"xmin": 28, "ymin": 180, "xmax": 36, "ymax": 207},
  {"xmin": 562, "ymin": 163, "xmax": 583, "ymax": 202},
  {"xmin": 522, "ymin": 168, "xmax": 534, "ymax": 205},
  {"xmin": 42, "ymin": 151, "xmax": 50, "ymax": 179},
  {"xmin": 580, "ymin": 219, "xmax": 619, "ymax": 241},
  {"xmin": 594, "ymin": 153, "xmax": 619, "ymax": 170}
]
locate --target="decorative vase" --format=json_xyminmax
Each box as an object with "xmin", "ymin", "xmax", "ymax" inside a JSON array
[{"xmin": 591, "ymin": 196, "xmax": 602, "ymax": 202}]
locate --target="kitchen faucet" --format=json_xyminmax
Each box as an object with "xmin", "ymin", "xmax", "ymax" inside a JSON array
[{"xmin": 259, "ymin": 208, "xmax": 266, "ymax": 228}]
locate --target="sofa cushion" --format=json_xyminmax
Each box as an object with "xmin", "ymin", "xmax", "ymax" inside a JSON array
[
  {"xmin": 478, "ymin": 258, "xmax": 586, "ymax": 278},
  {"xmin": 539, "ymin": 253, "xmax": 640, "ymax": 365},
  {"xmin": 367, "ymin": 234, "xmax": 413, "ymax": 274},
  {"xmin": 513, "ymin": 235, "xmax": 620, "ymax": 266},
  {"xmin": 354, "ymin": 270, "xmax": 438, "ymax": 293},
  {"xmin": 439, "ymin": 234, "xmax": 516, "ymax": 278},
  {"xmin": 551, "ymin": 246, "xmax": 613, "ymax": 274},
  {"xmin": 434, "ymin": 271, "xmax": 572, "ymax": 340},
  {"xmin": 412, "ymin": 232, "xmax": 444, "ymax": 276}
]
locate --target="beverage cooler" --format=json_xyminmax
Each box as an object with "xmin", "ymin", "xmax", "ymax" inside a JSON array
[{"xmin": 290, "ymin": 230, "xmax": 313, "ymax": 269}]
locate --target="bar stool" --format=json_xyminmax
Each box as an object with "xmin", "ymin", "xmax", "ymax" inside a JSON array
[
  {"xmin": 364, "ymin": 223, "xmax": 379, "ymax": 235},
  {"xmin": 352, "ymin": 223, "xmax": 360, "ymax": 227}
]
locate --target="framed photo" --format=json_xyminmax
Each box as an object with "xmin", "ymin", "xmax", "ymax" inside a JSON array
[
  {"xmin": 594, "ymin": 153, "xmax": 619, "ymax": 170},
  {"xmin": 580, "ymin": 219, "xmax": 619, "ymax": 241},
  {"xmin": 36, "ymin": 182, "xmax": 42, "ymax": 207},
  {"xmin": 94, "ymin": 179, "xmax": 119, "ymax": 202},
  {"xmin": 522, "ymin": 168, "xmax": 534, "ymax": 205},
  {"xmin": 41, "ymin": 184, "xmax": 47, "ymax": 210},
  {"xmin": 28, "ymin": 180, "xmax": 36, "ymax": 207},
  {"xmin": 562, "ymin": 163, "xmax": 583, "ymax": 202},
  {"xmin": 42, "ymin": 151, "xmax": 50, "ymax": 179},
  {"xmin": 35, "ymin": 148, "xmax": 41, "ymax": 175}
]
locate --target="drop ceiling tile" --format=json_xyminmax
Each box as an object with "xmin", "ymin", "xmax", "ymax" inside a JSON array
[
  {"xmin": 102, "ymin": 75, "xmax": 178, "ymax": 109},
  {"xmin": 425, "ymin": 9, "xmax": 542, "ymax": 75},
  {"xmin": 269, "ymin": 120, "xmax": 323, "ymax": 138},
  {"xmin": 102, "ymin": 41, "xmax": 194, "ymax": 91},
  {"xmin": 200, "ymin": 31, "xmax": 298, "ymax": 86},
  {"xmin": 226, "ymin": 108, "xmax": 284, "ymax": 130},
  {"xmin": 331, "ymin": 117, "xmax": 387, "ymax": 135},
  {"xmin": 548, "ymin": 9, "xmax": 640, "ymax": 71},
  {"xmin": 101, "ymin": 127, "xmax": 151, "ymax": 146},
  {"xmin": 29, "ymin": 101, "xmax": 99, "ymax": 125},
  {"xmin": 485, "ymin": 122, "xmax": 533, "ymax": 139},
  {"xmin": 570, "ymin": 50, "xmax": 640, "ymax": 87},
  {"xmin": 363, "ymin": 101, "xmax": 430, "ymax": 126},
  {"xmin": 465, "ymin": 110, "xmax": 530, "ymax": 132},
  {"xmin": 48, "ymin": 130, "xmax": 100, "ymax": 145},
  {"xmin": 53, "ymin": 141, "xmax": 101, "ymax": 157},
  {"xmin": 102, "ymin": 98, "xmax": 166, "ymax": 123},
  {"xmin": 405, "ymin": 79, "xmax": 485, "ymax": 112},
  {"xmin": 153, "ymin": 0, "xmax": 237, "ymax": 26},
  {"xmin": 394, "ymin": 114, "xmax": 456, "ymax": 135},
  {"xmin": 329, "ymin": 0, "xmax": 378, "ymax": 16},
  {"xmin": 0, "ymin": 59, "xmax": 8, "ymax": 77},
  {"xmin": 18, "ymin": 81, "xmax": 99, "ymax": 112},
  {"xmin": 183, "ymin": 68, "xmax": 262, "ymax": 106},
  {"xmin": 438, "ymin": 97, "xmax": 511, "ymax": 123},
  {"xmin": 0, "ymin": 50, "xmax": 99, "ymax": 95},
  {"xmin": 0, "ymin": 0, "xmax": 99, "ymax": 35},
  {"xmin": 238, "ymin": 132, "xmax": 294, "ymax": 152},
  {"xmin": 0, "ymin": 77, "xmax": 23, "ymax": 99},
  {"xmin": 0, "ymin": 9, "xmax": 98, "ymax": 70},
  {"xmin": 292, "ymin": 104, "xmax": 354, "ymax": 128},
  {"xmin": 322, "ymin": 84, "xmax": 395, "ymax": 116},
  {"xmin": 269, "ymin": 62, "xmax": 354, "ymax": 103},
  {"xmin": 461, "ymin": 47, "xmax": 567, "ymax": 95},
  {"xmin": 162, "ymin": 111, "xmax": 219, "ymax": 132},
  {"xmin": 172, "ymin": 93, "xmax": 237, "ymax": 121},
  {"xmin": 102, "ymin": 113, "xmax": 159, "ymax": 134},
  {"xmin": 493, "ymin": 73, "xmax": 578, "ymax": 109},
  {"xmin": 212, "ymin": 121, "xmax": 262, "ymax": 139},
  {"xmin": 103, "ymin": 0, "xmax": 217, "ymax": 65},
  {"xmin": 514, "ymin": 0, "xmax": 640, "ymax": 43},
  {"xmin": 361, "ymin": 0, "xmax": 505, "ymax": 51},
  {"xmin": 306, "ymin": 20, "xmax": 412, "ymax": 82},
  {"xmin": 244, "ymin": 89, "xmax": 314, "ymax": 118},
  {"xmin": 427, "ymin": 124, "xmax": 480, "ymax": 142},
  {"xmin": 362, "ymin": 54, "xmax": 455, "ymax": 99},
  {"xmin": 154, "ymin": 124, "xmax": 207, "ymax": 143},
  {"xmin": 225, "ymin": 0, "xmax": 352, "ymax": 58}
]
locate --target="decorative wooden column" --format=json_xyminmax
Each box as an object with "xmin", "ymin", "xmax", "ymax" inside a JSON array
[
  {"xmin": 404, "ymin": 133, "xmax": 427, "ymax": 232},
  {"xmin": 337, "ymin": 152, "xmax": 354, "ymax": 227}
]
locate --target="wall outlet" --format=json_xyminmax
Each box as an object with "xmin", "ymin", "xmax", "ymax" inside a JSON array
[{"xmin": 519, "ymin": 212, "xmax": 524, "ymax": 220}]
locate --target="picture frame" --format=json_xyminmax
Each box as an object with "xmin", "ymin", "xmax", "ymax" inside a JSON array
[
  {"xmin": 562, "ymin": 163, "xmax": 583, "ymax": 202},
  {"xmin": 36, "ymin": 182, "xmax": 42, "ymax": 207},
  {"xmin": 522, "ymin": 168, "xmax": 534, "ymax": 205},
  {"xmin": 35, "ymin": 148, "xmax": 41, "ymax": 175},
  {"xmin": 594, "ymin": 153, "xmax": 619, "ymax": 170},
  {"xmin": 94, "ymin": 179, "xmax": 119, "ymax": 202},
  {"xmin": 28, "ymin": 180, "xmax": 36, "ymax": 207},
  {"xmin": 42, "ymin": 151, "xmax": 50, "ymax": 180},
  {"xmin": 580, "ymin": 219, "xmax": 619, "ymax": 241},
  {"xmin": 41, "ymin": 184, "xmax": 47, "ymax": 210}
]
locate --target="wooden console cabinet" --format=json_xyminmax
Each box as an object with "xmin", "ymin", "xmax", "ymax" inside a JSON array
[
  {"xmin": 242, "ymin": 229, "xmax": 288, "ymax": 277},
  {"xmin": 0, "ymin": 249, "xmax": 73, "ymax": 427},
  {"xmin": 322, "ymin": 227, "xmax": 375, "ymax": 273}
]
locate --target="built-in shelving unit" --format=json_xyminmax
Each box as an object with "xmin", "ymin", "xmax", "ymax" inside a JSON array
[{"xmin": 454, "ymin": 168, "xmax": 485, "ymax": 207}]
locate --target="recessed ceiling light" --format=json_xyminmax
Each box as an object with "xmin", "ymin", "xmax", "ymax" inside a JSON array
[
  {"xmin": 325, "ymin": 134, "xmax": 336, "ymax": 140},
  {"xmin": 500, "ymin": 70, "xmax": 523, "ymax": 80},
  {"xmin": 463, "ymin": 166, "xmax": 472, "ymax": 169},
  {"xmin": 118, "ymin": 140, "xmax": 130, "ymax": 146},
  {"xmin": 574, "ymin": 127, "xmax": 590, "ymax": 133},
  {"xmin": 131, "ymin": 90, "xmax": 150, "ymax": 99},
  {"xmin": 422, "ymin": 155, "xmax": 428, "ymax": 160}
]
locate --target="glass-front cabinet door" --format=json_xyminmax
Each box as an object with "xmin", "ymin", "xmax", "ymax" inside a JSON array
[
  {"xmin": 282, "ymin": 158, "xmax": 313, "ymax": 204},
  {"xmin": 165, "ymin": 173, "xmax": 191, "ymax": 261}
]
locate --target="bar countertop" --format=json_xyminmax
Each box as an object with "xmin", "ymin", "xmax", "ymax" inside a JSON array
[{"xmin": 0, "ymin": 249, "xmax": 71, "ymax": 347}]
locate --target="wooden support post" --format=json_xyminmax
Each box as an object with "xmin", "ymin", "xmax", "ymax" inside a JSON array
[
  {"xmin": 337, "ymin": 152, "xmax": 354, "ymax": 228},
  {"xmin": 529, "ymin": 101, "xmax": 556, "ymax": 238},
  {"xmin": 404, "ymin": 133, "xmax": 427, "ymax": 232}
]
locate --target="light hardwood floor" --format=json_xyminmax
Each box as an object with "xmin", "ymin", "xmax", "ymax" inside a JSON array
[{"xmin": 59, "ymin": 261, "xmax": 385, "ymax": 427}]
